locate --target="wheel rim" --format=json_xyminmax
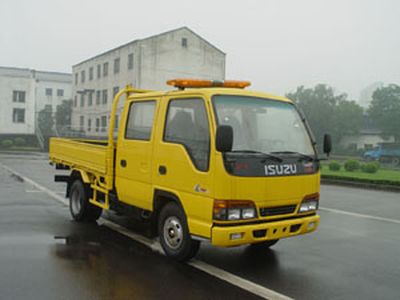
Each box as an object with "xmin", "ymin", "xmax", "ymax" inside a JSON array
[
  {"xmin": 71, "ymin": 188, "xmax": 82, "ymax": 215},
  {"xmin": 163, "ymin": 216, "xmax": 183, "ymax": 250}
]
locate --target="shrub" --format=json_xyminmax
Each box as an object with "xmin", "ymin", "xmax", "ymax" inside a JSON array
[
  {"xmin": 14, "ymin": 137, "xmax": 25, "ymax": 147},
  {"xmin": 344, "ymin": 159, "xmax": 361, "ymax": 172},
  {"xmin": 361, "ymin": 162, "xmax": 379, "ymax": 174},
  {"xmin": 328, "ymin": 161, "xmax": 341, "ymax": 171},
  {"xmin": 1, "ymin": 139, "xmax": 13, "ymax": 148}
]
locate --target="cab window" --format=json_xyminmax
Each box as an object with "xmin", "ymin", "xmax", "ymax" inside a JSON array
[
  {"xmin": 164, "ymin": 98, "xmax": 210, "ymax": 172},
  {"xmin": 125, "ymin": 101, "xmax": 156, "ymax": 140}
]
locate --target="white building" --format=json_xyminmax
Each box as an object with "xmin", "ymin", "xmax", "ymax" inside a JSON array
[
  {"xmin": 71, "ymin": 27, "xmax": 226, "ymax": 134},
  {"xmin": 0, "ymin": 66, "xmax": 72, "ymax": 137}
]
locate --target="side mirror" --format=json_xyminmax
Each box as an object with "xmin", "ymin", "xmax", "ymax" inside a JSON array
[
  {"xmin": 216, "ymin": 125, "xmax": 233, "ymax": 152},
  {"xmin": 323, "ymin": 134, "xmax": 332, "ymax": 157}
]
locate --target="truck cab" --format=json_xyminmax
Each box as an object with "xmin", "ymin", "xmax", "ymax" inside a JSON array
[
  {"xmin": 50, "ymin": 79, "xmax": 331, "ymax": 261},
  {"xmin": 363, "ymin": 143, "xmax": 400, "ymax": 165}
]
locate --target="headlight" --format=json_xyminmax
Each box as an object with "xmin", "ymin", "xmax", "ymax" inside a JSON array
[
  {"xmin": 242, "ymin": 208, "xmax": 256, "ymax": 219},
  {"xmin": 227, "ymin": 209, "xmax": 241, "ymax": 220},
  {"xmin": 213, "ymin": 200, "xmax": 257, "ymax": 221},
  {"xmin": 299, "ymin": 200, "xmax": 318, "ymax": 213},
  {"xmin": 298, "ymin": 193, "xmax": 319, "ymax": 213}
]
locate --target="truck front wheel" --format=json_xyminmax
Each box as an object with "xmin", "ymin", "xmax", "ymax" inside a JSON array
[
  {"xmin": 158, "ymin": 202, "xmax": 200, "ymax": 261},
  {"xmin": 69, "ymin": 179, "xmax": 102, "ymax": 222}
]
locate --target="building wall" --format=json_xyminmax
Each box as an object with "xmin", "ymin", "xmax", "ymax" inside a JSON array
[
  {"xmin": 138, "ymin": 28, "xmax": 225, "ymax": 90},
  {"xmin": 0, "ymin": 67, "xmax": 72, "ymax": 136},
  {"xmin": 0, "ymin": 69, "xmax": 35, "ymax": 134},
  {"xmin": 340, "ymin": 134, "xmax": 395, "ymax": 150},
  {"xmin": 71, "ymin": 27, "xmax": 226, "ymax": 135},
  {"xmin": 35, "ymin": 71, "xmax": 73, "ymax": 112}
]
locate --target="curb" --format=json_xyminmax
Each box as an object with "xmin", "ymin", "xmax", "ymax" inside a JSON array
[
  {"xmin": 0, "ymin": 150, "xmax": 44, "ymax": 155},
  {"xmin": 321, "ymin": 178, "xmax": 400, "ymax": 193}
]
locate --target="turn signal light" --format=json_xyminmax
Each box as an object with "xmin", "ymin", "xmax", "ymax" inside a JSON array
[
  {"xmin": 167, "ymin": 79, "xmax": 251, "ymax": 89},
  {"xmin": 213, "ymin": 200, "xmax": 257, "ymax": 221}
]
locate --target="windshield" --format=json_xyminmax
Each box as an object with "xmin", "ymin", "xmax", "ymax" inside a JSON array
[{"xmin": 213, "ymin": 95, "xmax": 315, "ymax": 156}]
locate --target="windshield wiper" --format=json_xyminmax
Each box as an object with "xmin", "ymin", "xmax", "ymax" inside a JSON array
[
  {"xmin": 271, "ymin": 151, "xmax": 315, "ymax": 162},
  {"xmin": 228, "ymin": 150, "xmax": 283, "ymax": 162}
]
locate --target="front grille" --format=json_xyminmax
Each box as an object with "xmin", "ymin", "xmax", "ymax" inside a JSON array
[{"xmin": 259, "ymin": 205, "xmax": 297, "ymax": 217}]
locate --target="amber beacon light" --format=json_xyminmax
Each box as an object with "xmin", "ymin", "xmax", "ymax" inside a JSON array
[{"xmin": 167, "ymin": 79, "xmax": 251, "ymax": 89}]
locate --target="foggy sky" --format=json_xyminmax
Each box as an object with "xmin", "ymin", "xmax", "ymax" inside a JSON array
[{"xmin": 1, "ymin": 0, "xmax": 399, "ymax": 100}]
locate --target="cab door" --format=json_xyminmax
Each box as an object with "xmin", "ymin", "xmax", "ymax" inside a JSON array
[
  {"xmin": 115, "ymin": 99, "xmax": 158, "ymax": 210},
  {"xmin": 152, "ymin": 96, "xmax": 215, "ymax": 237}
]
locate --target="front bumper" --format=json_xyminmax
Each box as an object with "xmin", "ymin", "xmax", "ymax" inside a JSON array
[{"xmin": 211, "ymin": 214, "xmax": 320, "ymax": 247}]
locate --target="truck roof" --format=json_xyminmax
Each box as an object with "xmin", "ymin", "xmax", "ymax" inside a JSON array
[{"xmin": 127, "ymin": 87, "xmax": 293, "ymax": 104}]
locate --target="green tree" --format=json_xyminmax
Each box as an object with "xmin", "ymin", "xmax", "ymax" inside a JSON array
[
  {"xmin": 55, "ymin": 99, "xmax": 73, "ymax": 133},
  {"xmin": 334, "ymin": 100, "xmax": 364, "ymax": 143},
  {"xmin": 38, "ymin": 105, "xmax": 55, "ymax": 136},
  {"xmin": 368, "ymin": 84, "xmax": 400, "ymax": 142},
  {"xmin": 287, "ymin": 84, "xmax": 363, "ymax": 150}
]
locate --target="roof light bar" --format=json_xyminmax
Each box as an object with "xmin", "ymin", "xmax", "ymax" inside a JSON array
[{"xmin": 167, "ymin": 79, "xmax": 251, "ymax": 89}]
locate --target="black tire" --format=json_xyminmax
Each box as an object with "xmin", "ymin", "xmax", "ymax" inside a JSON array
[
  {"xmin": 392, "ymin": 157, "xmax": 400, "ymax": 166},
  {"xmin": 69, "ymin": 179, "xmax": 102, "ymax": 222},
  {"xmin": 158, "ymin": 202, "xmax": 200, "ymax": 262},
  {"xmin": 249, "ymin": 239, "xmax": 279, "ymax": 251}
]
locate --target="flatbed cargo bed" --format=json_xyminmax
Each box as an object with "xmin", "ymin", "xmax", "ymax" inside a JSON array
[{"xmin": 49, "ymin": 138, "xmax": 113, "ymax": 175}]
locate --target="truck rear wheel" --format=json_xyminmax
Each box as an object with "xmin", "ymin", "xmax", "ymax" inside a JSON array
[
  {"xmin": 69, "ymin": 179, "xmax": 102, "ymax": 222},
  {"xmin": 158, "ymin": 202, "xmax": 200, "ymax": 261}
]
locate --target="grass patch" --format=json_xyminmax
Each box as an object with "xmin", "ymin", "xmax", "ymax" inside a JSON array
[
  {"xmin": 0, "ymin": 146, "xmax": 41, "ymax": 152},
  {"xmin": 321, "ymin": 166, "xmax": 400, "ymax": 186}
]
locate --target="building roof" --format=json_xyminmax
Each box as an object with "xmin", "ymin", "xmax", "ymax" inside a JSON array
[
  {"xmin": 73, "ymin": 26, "xmax": 226, "ymax": 67},
  {"xmin": 0, "ymin": 66, "xmax": 72, "ymax": 82}
]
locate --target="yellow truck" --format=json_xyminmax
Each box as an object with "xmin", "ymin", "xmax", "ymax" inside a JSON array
[{"xmin": 49, "ymin": 79, "xmax": 332, "ymax": 261}]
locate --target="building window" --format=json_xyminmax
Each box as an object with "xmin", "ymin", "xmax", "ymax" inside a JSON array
[
  {"xmin": 75, "ymin": 73, "xmax": 78, "ymax": 84},
  {"xmin": 96, "ymin": 118, "xmax": 100, "ymax": 132},
  {"xmin": 103, "ymin": 62, "xmax": 108, "ymax": 77},
  {"xmin": 57, "ymin": 89, "xmax": 64, "ymax": 97},
  {"xmin": 114, "ymin": 58, "xmax": 120, "ymax": 74},
  {"xmin": 88, "ymin": 92, "xmax": 93, "ymax": 106},
  {"xmin": 81, "ymin": 70, "xmax": 85, "ymax": 83},
  {"xmin": 96, "ymin": 90, "xmax": 101, "ymax": 105},
  {"xmin": 80, "ymin": 94, "xmax": 85, "ymax": 107},
  {"xmin": 80, "ymin": 116, "xmax": 84, "ymax": 131},
  {"xmin": 97, "ymin": 64, "xmax": 101, "ymax": 79},
  {"xmin": 88, "ymin": 118, "xmax": 92, "ymax": 132},
  {"xmin": 13, "ymin": 108, "xmax": 25, "ymax": 123},
  {"xmin": 113, "ymin": 86, "xmax": 119, "ymax": 98},
  {"xmin": 89, "ymin": 67, "xmax": 94, "ymax": 81},
  {"xmin": 181, "ymin": 37, "xmax": 188, "ymax": 48},
  {"xmin": 101, "ymin": 116, "xmax": 107, "ymax": 132},
  {"xmin": 125, "ymin": 101, "xmax": 156, "ymax": 140},
  {"xmin": 128, "ymin": 53, "xmax": 134, "ymax": 70},
  {"xmin": 364, "ymin": 144, "xmax": 373, "ymax": 150},
  {"xmin": 74, "ymin": 95, "xmax": 77, "ymax": 107},
  {"xmin": 102, "ymin": 89, "xmax": 108, "ymax": 104},
  {"xmin": 45, "ymin": 88, "xmax": 53, "ymax": 96},
  {"xmin": 12, "ymin": 90, "xmax": 26, "ymax": 103}
]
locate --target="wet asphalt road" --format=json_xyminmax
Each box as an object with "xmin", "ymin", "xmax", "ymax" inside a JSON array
[{"xmin": 0, "ymin": 152, "xmax": 399, "ymax": 300}]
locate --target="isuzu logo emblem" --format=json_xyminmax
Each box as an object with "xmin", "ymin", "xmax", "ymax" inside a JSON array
[{"xmin": 264, "ymin": 164, "xmax": 297, "ymax": 176}]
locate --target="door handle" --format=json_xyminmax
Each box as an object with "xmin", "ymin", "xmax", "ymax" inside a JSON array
[
  {"xmin": 120, "ymin": 159, "xmax": 127, "ymax": 167},
  {"xmin": 159, "ymin": 165, "xmax": 167, "ymax": 175}
]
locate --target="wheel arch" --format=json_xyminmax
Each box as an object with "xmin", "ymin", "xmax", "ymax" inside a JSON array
[
  {"xmin": 151, "ymin": 189, "xmax": 185, "ymax": 235},
  {"xmin": 66, "ymin": 169, "xmax": 91, "ymax": 198}
]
